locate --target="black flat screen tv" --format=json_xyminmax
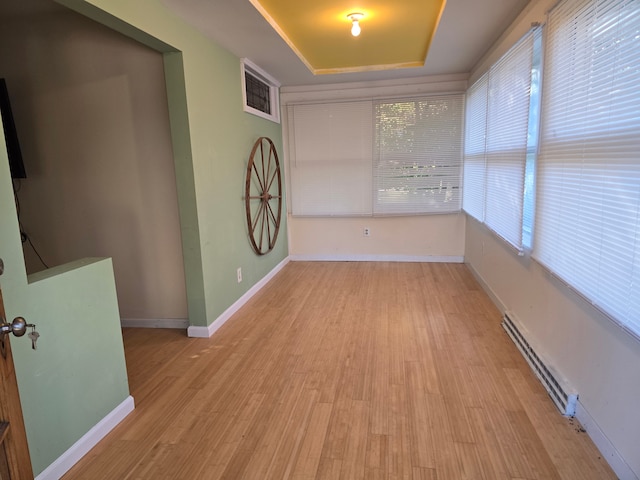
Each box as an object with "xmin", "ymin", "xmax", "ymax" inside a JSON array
[{"xmin": 0, "ymin": 78, "xmax": 26, "ymax": 178}]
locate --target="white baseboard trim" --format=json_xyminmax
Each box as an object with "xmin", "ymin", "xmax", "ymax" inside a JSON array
[
  {"xmin": 289, "ymin": 254, "xmax": 464, "ymax": 263},
  {"xmin": 187, "ymin": 256, "xmax": 291, "ymax": 338},
  {"xmin": 574, "ymin": 401, "xmax": 638, "ymax": 480},
  {"xmin": 35, "ymin": 395, "xmax": 135, "ymax": 480},
  {"xmin": 464, "ymin": 261, "xmax": 508, "ymax": 313},
  {"xmin": 120, "ymin": 317, "xmax": 189, "ymax": 329}
]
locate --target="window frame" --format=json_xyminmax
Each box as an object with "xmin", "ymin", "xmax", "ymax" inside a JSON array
[
  {"xmin": 286, "ymin": 93, "xmax": 465, "ymax": 218},
  {"xmin": 462, "ymin": 27, "xmax": 543, "ymax": 253},
  {"xmin": 241, "ymin": 58, "xmax": 281, "ymax": 124},
  {"xmin": 373, "ymin": 95, "xmax": 464, "ymax": 216}
]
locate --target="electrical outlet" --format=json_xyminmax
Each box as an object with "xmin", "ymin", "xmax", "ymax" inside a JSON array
[
  {"xmin": 237, "ymin": 267, "xmax": 242, "ymax": 283},
  {"xmin": 364, "ymin": 227, "xmax": 371, "ymax": 237}
]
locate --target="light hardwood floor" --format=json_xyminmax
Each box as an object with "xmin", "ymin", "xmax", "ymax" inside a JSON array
[{"xmin": 63, "ymin": 262, "xmax": 615, "ymax": 479}]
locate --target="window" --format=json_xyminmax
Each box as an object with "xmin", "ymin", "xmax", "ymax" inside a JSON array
[
  {"xmin": 241, "ymin": 58, "xmax": 280, "ymax": 123},
  {"xmin": 288, "ymin": 101, "xmax": 373, "ymax": 216},
  {"xmin": 462, "ymin": 75, "xmax": 488, "ymax": 222},
  {"xmin": 533, "ymin": 0, "xmax": 640, "ymax": 335},
  {"xmin": 374, "ymin": 96, "xmax": 463, "ymax": 215},
  {"xmin": 462, "ymin": 28, "xmax": 542, "ymax": 252},
  {"xmin": 522, "ymin": 31, "xmax": 543, "ymax": 249},
  {"xmin": 287, "ymin": 94, "xmax": 464, "ymax": 217}
]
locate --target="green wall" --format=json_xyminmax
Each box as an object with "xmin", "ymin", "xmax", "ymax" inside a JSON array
[
  {"xmin": 0, "ymin": 132, "xmax": 130, "ymax": 474},
  {"xmin": 59, "ymin": 0, "xmax": 289, "ymax": 327},
  {"xmin": 1, "ymin": 0, "xmax": 287, "ymax": 474}
]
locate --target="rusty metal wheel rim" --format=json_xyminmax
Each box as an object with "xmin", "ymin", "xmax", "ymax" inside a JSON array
[{"xmin": 245, "ymin": 137, "xmax": 282, "ymax": 255}]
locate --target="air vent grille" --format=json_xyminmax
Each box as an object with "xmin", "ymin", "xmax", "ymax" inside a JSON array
[{"xmin": 502, "ymin": 313, "xmax": 578, "ymax": 416}]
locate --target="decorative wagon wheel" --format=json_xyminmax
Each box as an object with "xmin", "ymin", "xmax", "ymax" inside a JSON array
[{"xmin": 244, "ymin": 137, "xmax": 283, "ymax": 255}]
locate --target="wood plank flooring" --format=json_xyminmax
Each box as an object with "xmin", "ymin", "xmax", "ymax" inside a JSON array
[{"xmin": 63, "ymin": 262, "xmax": 615, "ymax": 479}]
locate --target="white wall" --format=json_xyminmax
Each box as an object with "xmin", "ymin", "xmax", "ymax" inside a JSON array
[
  {"xmin": 0, "ymin": 4, "xmax": 187, "ymax": 322},
  {"xmin": 282, "ymin": 74, "xmax": 468, "ymax": 262},
  {"xmin": 466, "ymin": 219, "xmax": 640, "ymax": 478},
  {"xmin": 288, "ymin": 214, "xmax": 464, "ymax": 261},
  {"xmin": 465, "ymin": 1, "xmax": 640, "ymax": 477}
]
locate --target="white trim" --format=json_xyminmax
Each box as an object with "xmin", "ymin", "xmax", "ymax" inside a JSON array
[
  {"xmin": 120, "ymin": 317, "xmax": 189, "ymax": 329},
  {"xmin": 464, "ymin": 260, "xmax": 508, "ymax": 312},
  {"xmin": 289, "ymin": 254, "xmax": 464, "ymax": 263},
  {"xmin": 187, "ymin": 257, "xmax": 291, "ymax": 338},
  {"xmin": 575, "ymin": 401, "xmax": 639, "ymax": 480},
  {"xmin": 281, "ymin": 73, "xmax": 468, "ymax": 105},
  {"xmin": 35, "ymin": 396, "xmax": 135, "ymax": 480}
]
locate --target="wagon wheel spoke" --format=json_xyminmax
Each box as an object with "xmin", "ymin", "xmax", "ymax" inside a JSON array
[{"xmin": 251, "ymin": 200, "xmax": 266, "ymax": 233}]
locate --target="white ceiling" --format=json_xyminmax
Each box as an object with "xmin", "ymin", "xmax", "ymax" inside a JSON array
[{"xmin": 161, "ymin": 0, "xmax": 531, "ymax": 86}]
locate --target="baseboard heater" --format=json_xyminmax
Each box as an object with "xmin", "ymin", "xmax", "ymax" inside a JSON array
[{"xmin": 502, "ymin": 313, "xmax": 578, "ymax": 416}]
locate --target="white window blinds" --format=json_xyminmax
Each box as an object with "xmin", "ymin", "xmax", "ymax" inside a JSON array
[
  {"xmin": 462, "ymin": 29, "xmax": 539, "ymax": 251},
  {"xmin": 373, "ymin": 96, "xmax": 463, "ymax": 215},
  {"xmin": 533, "ymin": 0, "xmax": 640, "ymax": 335},
  {"xmin": 287, "ymin": 94, "xmax": 464, "ymax": 217},
  {"xmin": 288, "ymin": 102, "xmax": 373, "ymax": 216},
  {"xmin": 462, "ymin": 75, "xmax": 488, "ymax": 221}
]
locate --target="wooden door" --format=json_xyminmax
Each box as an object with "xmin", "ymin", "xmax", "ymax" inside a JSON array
[{"xmin": 0, "ymin": 288, "xmax": 33, "ymax": 479}]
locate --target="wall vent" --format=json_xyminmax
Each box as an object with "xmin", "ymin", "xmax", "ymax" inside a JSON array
[
  {"xmin": 240, "ymin": 58, "xmax": 280, "ymax": 124},
  {"xmin": 502, "ymin": 313, "xmax": 578, "ymax": 416}
]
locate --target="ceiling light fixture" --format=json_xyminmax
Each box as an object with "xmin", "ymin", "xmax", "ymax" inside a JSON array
[{"xmin": 347, "ymin": 13, "xmax": 363, "ymax": 37}]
